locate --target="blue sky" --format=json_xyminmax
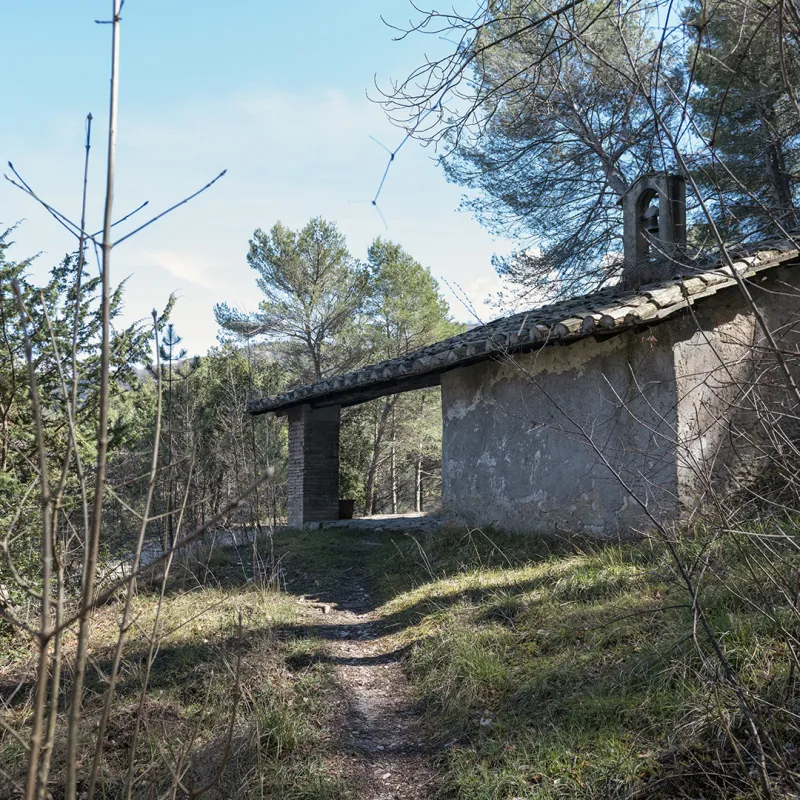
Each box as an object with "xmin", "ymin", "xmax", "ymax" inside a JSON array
[{"xmin": 1, "ymin": 1, "xmax": 513, "ymax": 356}]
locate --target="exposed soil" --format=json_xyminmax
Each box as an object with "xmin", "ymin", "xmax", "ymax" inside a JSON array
[{"xmin": 287, "ymin": 538, "xmax": 440, "ymax": 800}]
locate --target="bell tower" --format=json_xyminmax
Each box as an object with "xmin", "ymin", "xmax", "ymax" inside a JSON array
[{"xmin": 622, "ymin": 173, "xmax": 686, "ymax": 286}]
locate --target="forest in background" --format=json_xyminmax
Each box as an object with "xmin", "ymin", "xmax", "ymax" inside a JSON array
[{"xmin": 0, "ymin": 219, "xmax": 461, "ymax": 594}]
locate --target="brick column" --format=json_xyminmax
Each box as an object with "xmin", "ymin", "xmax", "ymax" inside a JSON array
[{"xmin": 287, "ymin": 404, "xmax": 340, "ymax": 528}]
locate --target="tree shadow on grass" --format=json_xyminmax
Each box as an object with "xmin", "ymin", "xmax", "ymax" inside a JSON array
[{"xmin": 260, "ymin": 527, "xmax": 779, "ymax": 798}]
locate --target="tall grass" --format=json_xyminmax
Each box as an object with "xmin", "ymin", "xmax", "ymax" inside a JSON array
[
  {"xmin": 369, "ymin": 523, "xmax": 800, "ymax": 798},
  {"xmin": 0, "ymin": 544, "xmax": 353, "ymax": 799}
]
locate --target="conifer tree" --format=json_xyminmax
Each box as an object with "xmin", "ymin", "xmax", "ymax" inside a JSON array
[
  {"xmin": 688, "ymin": 0, "xmax": 799, "ymax": 238},
  {"xmin": 214, "ymin": 218, "xmax": 369, "ymax": 384},
  {"xmin": 148, "ymin": 323, "xmax": 199, "ymax": 551},
  {"xmin": 360, "ymin": 239, "xmax": 462, "ymax": 514}
]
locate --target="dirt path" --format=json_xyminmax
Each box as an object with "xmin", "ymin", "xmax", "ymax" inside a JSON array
[{"xmin": 289, "ymin": 541, "xmax": 440, "ymax": 799}]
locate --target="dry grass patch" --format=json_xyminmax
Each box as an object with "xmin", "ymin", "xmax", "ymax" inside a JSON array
[
  {"xmin": 367, "ymin": 525, "xmax": 800, "ymax": 799},
  {"xmin": 0, "ymin": 543, "xmax": 353, "ymax": 800}
]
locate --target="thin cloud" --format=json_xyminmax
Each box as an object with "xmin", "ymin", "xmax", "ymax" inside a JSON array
[{"xmin": 142, "ymin": 250, "xmax": 219, "ymax": 290}]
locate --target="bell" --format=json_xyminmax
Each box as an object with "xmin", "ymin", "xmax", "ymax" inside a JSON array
[{"xmin": 641, "ymin": 205, "xmax": 659, "ymax": 237}]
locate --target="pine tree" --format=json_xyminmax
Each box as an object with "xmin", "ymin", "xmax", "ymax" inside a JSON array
[
  {"xmin": 381, "ymin": 0, "xmax": 681, "ymax": 299},
  {"xmin": 214, "ymin": 218, "xmax": 369, "ymax": 384},
  {"xmin": 688, "ymin": 0, "xmax": 799, "ymax": 238},
  {"xmin": 359, "ymin": 239, "xmax": 463, "ymax": 515}
]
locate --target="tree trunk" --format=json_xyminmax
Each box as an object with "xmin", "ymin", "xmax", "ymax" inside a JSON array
[
  {"xmin": 363, "ymin": 396, "xmax": 395, "ymax": 516},
  {"xmin": 415, "ymin": 448, "xmax": 422, "ymax": 513},
  {"xmin": 390, "ymin": 406, "xmax": 397, "ymax": 514},
  {"xmin": 1, "ymin": 411, "xmax": 8, "ymax": 472},
  {"xmin": 414, "ymin": 394, "xmax": 425, "ymax": 513},
  {"xmin": 201, "ymin": 474, "xmax": 207, "ymax": 526},
  {"xmin": 164, "ymin": 353, "xmax": 176, "ymax": 552},
  {"xmin": 761, "ymin": 113, "xmax": 795, "ymax": 221}
]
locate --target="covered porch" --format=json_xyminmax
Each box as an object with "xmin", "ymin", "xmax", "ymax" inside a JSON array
[{"xmin": 247, "ymin": 324, "xmax": 502, "ymax": 528}]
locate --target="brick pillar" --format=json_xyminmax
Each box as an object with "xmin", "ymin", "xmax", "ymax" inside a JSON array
[{"xmin": 287, "ymin": 404, "xmax": 340, "ymax": 528}]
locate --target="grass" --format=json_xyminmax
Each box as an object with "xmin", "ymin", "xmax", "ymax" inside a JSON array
[
  {"xmin": 363, "ymin": 524, "xmax": 800, "ymax": 799},
  {"xmin": 5, "ymin": 521, "xmax": 800, "ymax": 798},
  {"xmin": 0, "ymin": 544, "xmax": 355, "ymax": 800}
]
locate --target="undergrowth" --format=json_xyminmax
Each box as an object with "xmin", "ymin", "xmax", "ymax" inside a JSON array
[
  {"xmin": 366, "ymin": 523, "xmax": 800, "ymax": 799},
  {"xmin": 5, "ymin": 520, "xmax": 799, "ymax": 799},
  {"xmin": 0, "ymin": 543, "xmax": 353, "ymax": 800}
]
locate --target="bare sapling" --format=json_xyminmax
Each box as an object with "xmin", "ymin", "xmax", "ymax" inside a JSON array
[{"xmin": 0, "ymin": 2, "xmax": 279, "ymax": 797}]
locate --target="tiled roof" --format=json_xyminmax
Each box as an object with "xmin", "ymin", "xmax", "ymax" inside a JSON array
[{"xmin": 247, "ymin": 236, "xmax": 799, "ymax": 415}]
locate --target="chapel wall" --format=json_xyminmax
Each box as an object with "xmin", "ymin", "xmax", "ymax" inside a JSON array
[
  {"xmin": 440, "ymin": 268, "xmax": 800, "ymax": 536},
  {"xmin": 440, "ymin": 330, "xmax": 680, "ymax": 536},
  {"xmin": 673, "ymin": 268, "xmax": 800, "ymax": 510}
]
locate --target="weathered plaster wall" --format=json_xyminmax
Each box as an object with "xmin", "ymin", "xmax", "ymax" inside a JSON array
[
  {"xmin": 441, "ymin": 331, "xmax": 679, "ymax": 536},
  {"xmin": 674, "ymin": 269, "xmax": 800, "ymax": 509},
  {"xmin": 441, "ymin": 269, "xmax": 800, "ymax": 536},
  {"xmin": 673, "ymin": 299, "xmax": 758, "ymax": 509}
]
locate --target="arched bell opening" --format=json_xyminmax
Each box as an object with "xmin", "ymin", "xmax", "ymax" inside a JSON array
[
  {"xmin": 622, "ymin": 173, "xmax": 686, "ymax": 286},
  {"xmin": 636, "ymin": 187, "xmax": 660, "ymax": 259}
]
